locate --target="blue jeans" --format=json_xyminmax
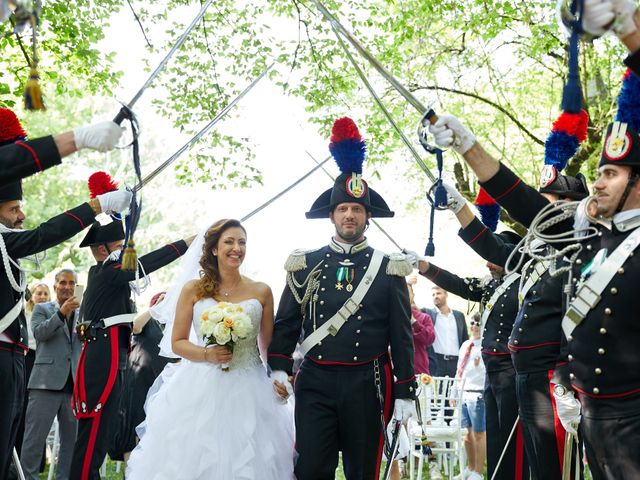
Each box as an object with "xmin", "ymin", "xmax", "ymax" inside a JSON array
[{"xmin": 461, "ymin": 394, "xmax": 486, "ymax": 432}]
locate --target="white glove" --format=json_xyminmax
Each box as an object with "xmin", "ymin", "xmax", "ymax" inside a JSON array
[
  {"xmin": 271, "ymin": 369, "xmax": 293, "ymax": 398},
  {"xmin": 442, "ymin": 182, "xmax": 466, "ymax": 213},
  {"xmin": 393, "ymin": 398, "xmax": 416, "ymax": 423},
  {"xmin": 612, "ymin": 0, "xmax": 638, "ymax": 36},
  {"xmin": 580, "ymin": 0, "xmax": 616, "ymax": 36},
  {"xmin": 74, "ymin": 121, "xmax": 125, "ymax": 152},
  {"xmin": 402, "ymin": 249, "xmax": 423, "ymax": 269},
  {"xmin": 96, "ymin": 189, "xmax": 132, "ymax": 215},
  {"xmin": 553, "ymin": 387, "xmax": 581, "ymax": 435},
  {"xmin": 428, "ymin": 114, "xmax": 476, "ymax": 155}
]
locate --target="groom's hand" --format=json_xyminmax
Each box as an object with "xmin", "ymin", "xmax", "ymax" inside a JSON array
[{"xmin": 272, "ymin": 370, "xmax": 293, "ymax": 401}]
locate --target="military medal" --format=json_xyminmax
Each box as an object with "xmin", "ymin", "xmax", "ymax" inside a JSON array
[{"xmin": 337, "ymin": 267, "xmax": 355, "ymax": 292}]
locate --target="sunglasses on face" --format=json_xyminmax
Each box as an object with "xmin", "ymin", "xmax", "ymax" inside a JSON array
[{"xmin": 470, "ymin": 321, "xmax": 481, "ymax": 326}]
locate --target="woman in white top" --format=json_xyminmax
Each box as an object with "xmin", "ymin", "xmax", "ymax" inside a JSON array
[{"xmin": 454, "ymin": 313, "xmax": 486, "ymax": 480}]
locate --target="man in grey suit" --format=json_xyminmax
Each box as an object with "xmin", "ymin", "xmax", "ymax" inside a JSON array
[
  {"xmin": 425, "ymin": 286, "xmax": 468, "ymax": 378},
  {"xmin": 20, "ymin": 269, "xmax": 81, "ymax": 480}
]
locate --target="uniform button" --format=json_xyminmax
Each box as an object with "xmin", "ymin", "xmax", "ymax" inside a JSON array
[
  {"xmin": 527, "ymin": 303, "xmax": 532, "ymax": 307},
  {"xmin": 357, "ymin": 315, "xmax": 362, "ymax": 320},
  {"xmin": 500, "ymin": 314, "xmax": 504, "ymax": 318},
  {"xmin": 326, "ymin": 253, "xmax": 330, "ymax": 257},
  {"xmin": 568, "ymin": 335, "xmax": 573, "ymax": 341},
  {"xmin": 513, "ymin": 340, "xmax": 519, "ymax": 345},
  {"xmin": 500, "ymin": 304, "xmax": 504, "ymax": 307},
  {"xmin": 320, "ymin": 300, "xmax": 325, "ymax": 305},
  {"xmin": 319, "ymin": 314, "xmax": 324, "ymax": 319},
  {"xmin": 498, "ymin": 330, "xmax": 502, "ymax": 334},
  {"xmin": 20, "ymin": 337, "xmax": 23, "ymax": 342},
  {"xmin": 499, "ymin": 322, "xmax": 504, "ymax": 326},
  {"xmin": 618, "ymin": 268, "xmax": 625, "ymax": 274},
  {"xmin": 595, "ymin": 368, "xmax": 602, "ymax": 375},
  {"xmin": 104, "ymin": 333, "xmax": 108, "ymax": 337},
  {"xmin": 600, "ymin": 328, "xmax": 607, "ymax": 335},
  {"xmin": 576, "ymin": 259, "xmax": 582, "ymax": 265},
  {"xmin": 524, "ymin": 314, "xmax": 528, "ymax": 319},
  {"xmin": 355, "ymin": 342, "xmax": 360, "ymax": 347},
  {"xmin": 503, "ymin": 294, "xmax": 507, "ymax": 298},
  {"xmin": 568, "ymin": 355, "xmax": 573, "ymax": 361},
  {"xmin": 586, "ymin": 245, "xmax": 592, "ymax": 251},
  {"xmin": 593, "ymin": 387, "xmax": 600, "ymax": 395},
  {"xmin": 324, "ymin": 264, "xmax": 329, "ymax": 268},
  {"xmin": 604, "ymin": 308, "xmax": 612, "ymax": 315},
  {"xmin": 363, "ymin": 266, "xmax": 367, "ymax": 270},
  {"xmin": 322, "ymin": 275, "xmax": 326, "ymax": 279},
  {"xmin": 610, "ymin": 287, "xmax": 618, "ymax": 295},
  {"xmin": 318, "ymin": 355, "xmax": 323, "ymax": 360},
  {"xmin": 598, "ymin": 348, "xmax": 605, "ymax": 355},
  {"xmin": 365, "ymin": 253, "xmax": 370, "ymax": 257},
  {"xmin": 569, "ymin": 373, "xmax": 575, "ymax": 380},
  {"xmin": 493, "ymin": 348, "xmax": 497, "ymax": 352},
  {"xmin": 518, "ymin": 328, "xmax": 523, "ymax": 333},
  {"xmin": 356, "ymin": 329, "xmax": 361, "ymax": 334},
  {"xmin": 496, "ymin": 338, "xmax": 500, "ymax": 342},
  {"xmin": 353, "ymin": 356, "xmax": 358, "ymax": 361},
  {"xmin": 321, "ymin": 288, "xmax": 326, "ymax": 292},
  {"xmin": 531, "ymin": 291, "xmax": 536, "ymax": 295}
]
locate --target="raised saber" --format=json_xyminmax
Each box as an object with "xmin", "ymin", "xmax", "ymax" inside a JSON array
[
  {"xmin": 132, "ymin": 64, "xmax": 273, "ymax": 192},
  {"xmin": 309, "ymin": 0, "xmax": 437, "ymax": 122},
  {"xmin": 113, "ymin": 0, "xmax": 214, "ymax": 124}
]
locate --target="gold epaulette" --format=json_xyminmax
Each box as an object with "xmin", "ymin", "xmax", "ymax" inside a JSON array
[
  {"xmin": 385, "ymin": 252, "xmax": 413, "ymax": 277},
  {"xmin": 284, "ymin": 248, "xmax": 320, "ymax": 272}
]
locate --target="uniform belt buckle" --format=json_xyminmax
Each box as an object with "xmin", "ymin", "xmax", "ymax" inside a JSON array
[{"xmin": 328, "ymin": 324, "xmax": 338, "ymax": 336}]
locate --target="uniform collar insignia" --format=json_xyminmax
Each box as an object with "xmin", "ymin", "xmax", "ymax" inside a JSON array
[{"xmin": 329, "ymin": 237, "xmax": 369, "ymax": 254}]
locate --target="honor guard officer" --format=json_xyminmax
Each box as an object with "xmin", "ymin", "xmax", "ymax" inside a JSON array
[
  {"xmin": 70, "ymin": 221, "xmax": 192, "ymax": 480},
  {"xmin": 0, "ymin": 108, "xmax": 124, "ymax": 188},
  {"xmin": 427, "ymin": 108, "xmax": 590, "ymax": 479},
  {"xmin": 0, "ymin": 116, "xmax": 131, "ymax": 478},
  {"xmin": 408, "ymin": 221, "xmax": 528, "ymax": 480},
  {"xmin": 268, "ymin": 118, "xmax": 416, "ymax": 480}
]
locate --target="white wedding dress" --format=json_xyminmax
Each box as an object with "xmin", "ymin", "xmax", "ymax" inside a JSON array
[{"xmin": 126, "ymin": 298, "xmax": 295, "ymax": 480}]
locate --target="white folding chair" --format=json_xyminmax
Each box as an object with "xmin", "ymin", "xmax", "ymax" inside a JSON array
[
  {"xmin": 46, "ymin": 417, "xmax": 60, "ymax": 480},
  {"xmin": 408, "ymin": 376, "xmax": 466, "ymax": 480}
]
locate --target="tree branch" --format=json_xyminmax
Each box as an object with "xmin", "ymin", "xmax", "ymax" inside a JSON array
[{"xmin": 409, "ymin": 83, "xmax": 545, "ymax": 146}]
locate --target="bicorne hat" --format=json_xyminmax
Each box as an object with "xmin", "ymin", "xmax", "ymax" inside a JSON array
[
  {"xmin": 79, "ymin": 221, "xmax": 125, "ymax": 248},
  {"xmin": 305, "ymin": 117, "xmax": 394, "ymax": 219}
]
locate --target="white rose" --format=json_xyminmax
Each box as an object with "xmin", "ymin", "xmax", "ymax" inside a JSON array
[
  {"xmin": 199, "ymin": 318, "xmax": 215, "ymax": 338},
  {"xmin": 233, "ymin": 313, "xmax": 252, "ymax": 339},
  {"xmin": 213, "ymin": 322, "xmax": 231, "ymax": 345},
  {"xmin": 209, "ymin": 308, "xmax": 224, "ymax": 323}
]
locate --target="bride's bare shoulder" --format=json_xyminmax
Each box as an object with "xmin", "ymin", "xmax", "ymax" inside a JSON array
[{"xmin": 181, "ymin": 279, "xmax": 200, "ymax": 296}]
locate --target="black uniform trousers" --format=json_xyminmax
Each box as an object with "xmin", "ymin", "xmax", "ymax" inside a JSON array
[
  {"xmin": 516, "ymin": 370, "xmax": 582, "ymax": 480},
  {"xmin": 70, "ymin": 372, "xmax": 122, "ymax": 480},
  {"xmin": 14, "ymin": 348, "xmax": 35, "ymax": 458},
  {"xmin": 0, "ymin": 345, "xmax": 25, "ymax": 479},
  {"xmin": 484, "ymin": 366, "xmax": 528, "ymax": 480},
  {"xmin": 293, "ymin": 357, "xmax": 393, "ymax": 480},
  {"xmin": 582, "ymin": 411, "xmax": 640, "ymax": 479}
]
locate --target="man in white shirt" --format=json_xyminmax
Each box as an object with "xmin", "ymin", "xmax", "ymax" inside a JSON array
[{"xmin": 426, "ymin": 287, "xmax": 468, "ymax": 377}]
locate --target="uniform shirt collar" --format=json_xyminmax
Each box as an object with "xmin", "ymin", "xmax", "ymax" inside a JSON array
[{"xmin": 329, "ymin": 237, "xmax": 369, "ymax": 254}]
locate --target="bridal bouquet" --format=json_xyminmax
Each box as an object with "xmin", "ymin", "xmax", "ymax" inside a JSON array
[{"xmin": 199, "ymin": 302, "xmax": 252, "ymax": 371}]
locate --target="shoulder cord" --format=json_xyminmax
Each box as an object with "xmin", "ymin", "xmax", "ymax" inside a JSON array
[{"xmin": 286, "ymin": 259, "xmax": 324, "ymax": 317}]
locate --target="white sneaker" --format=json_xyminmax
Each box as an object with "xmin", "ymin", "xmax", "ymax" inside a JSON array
[
  {"xmin": 453, "ymin": 467, "xmax": 472, "ymax": 479},
  {"xmin": 467, "ymin": 471, "xmax": 484, "ymax": 480},
  {"xmin": 429, "ymin": 462, "xmax": 443, "ymax": 480}
]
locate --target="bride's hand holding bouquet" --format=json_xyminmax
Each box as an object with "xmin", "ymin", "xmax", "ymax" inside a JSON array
[{"xmin": 199, "ymin": 302, "xmax": 252, "ymax": 371}]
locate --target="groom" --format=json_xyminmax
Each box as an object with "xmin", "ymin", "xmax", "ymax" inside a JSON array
[{"xmin": 269, "ymin": 117, "xmax": 417, "ymax": 479}]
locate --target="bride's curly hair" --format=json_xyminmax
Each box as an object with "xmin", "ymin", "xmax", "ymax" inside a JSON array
[{"xmin": 196, "ymin": 219, "xmax": 246, "ymax": 300}]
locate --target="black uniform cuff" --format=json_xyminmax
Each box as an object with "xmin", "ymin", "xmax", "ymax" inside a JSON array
[
  {"xmin": 31, "ymin": 136, "xmax": 62, "ymax": 171},
  {"xmin": 394, "ymin": 378, "xmax": 418, "ymax": 399},
  {"xmin": 66, "ymin": 203, "xmax": 98, "ymax": 229},
  {"xmin": 458, "ymin": 217, "xmax": 489, "ymax": 246},
  {"xmin": 171, "ymin": 240, "xmax": 189, "ymax": 256},
  {"xmin": 624, "ymin": 49, "xmax": 640, "ymax": 76},
  {"xmin": 478, "ymin": 162, "xmax": 521, "ymax": 203},
  {"xmin": 267, "ymin": 355, "xmax": 293, "ymax": 376}
]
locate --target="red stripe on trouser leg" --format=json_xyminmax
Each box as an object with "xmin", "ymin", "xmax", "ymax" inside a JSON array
[
  {"xmin": 548, "ymin": 369, "xmax": 566, "ymax": 473},
  {"xmin": 81, "ymin": 414, "xmax": 102, "ymax": 480},
  {"xmin": 515, "ymin": 422, "xmax": 525, "ymax": 480},
  {"xmin": 375, "ymin": 361, "xmax": 394, "ymax": 475}
]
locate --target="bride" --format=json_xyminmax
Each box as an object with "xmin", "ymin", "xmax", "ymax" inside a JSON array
[{"xmin": 126, "ymin": 219, "xmax": 295, "ymax": 480}]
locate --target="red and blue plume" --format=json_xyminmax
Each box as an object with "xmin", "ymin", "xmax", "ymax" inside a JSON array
[
  {"xmin": 0, "ymin": 108, "xmax": 27, "ymax": 143},
  {"xmin": 616, "ymin": 69, "xmax": 640, "ymax": 131},
  {"xmin": 544, "ymin": 109, "xmax": 589, "ymax": 172},
  {"xmin": 88, "ymin": 171, "xmax": 118, "ymax": 198},
  {"xmin": 475, "ymin": 187, "xmax": 500, "ymax": 232},
  {"xmin": 329, "ymin": 117, "xmax": 366, "ymax": 175}
]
